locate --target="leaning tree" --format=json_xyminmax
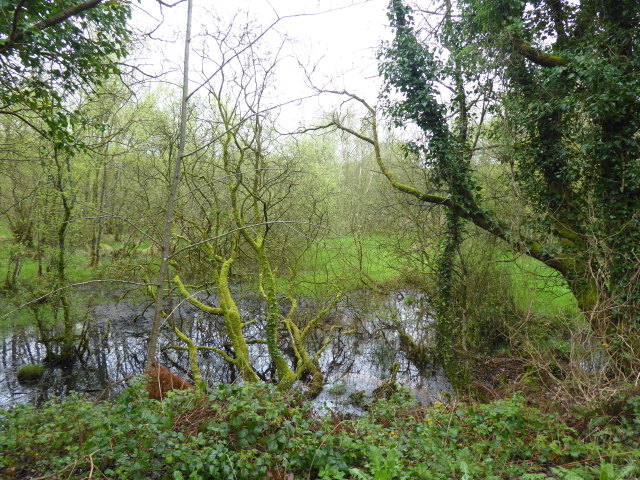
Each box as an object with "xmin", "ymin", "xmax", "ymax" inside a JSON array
[{"xmin": 328, "ymin": 0, "xmax": 639, "ymax": 380}]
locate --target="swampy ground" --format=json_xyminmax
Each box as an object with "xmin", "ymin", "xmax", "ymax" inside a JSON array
[{"xmin": 0, "ymin": 249, "xmax": 638, "ymax": 479}]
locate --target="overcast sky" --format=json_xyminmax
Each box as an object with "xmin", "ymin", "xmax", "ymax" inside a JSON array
[{"xmin": 132, "ymin": 0, "xmax": 391, "ymax": 130}]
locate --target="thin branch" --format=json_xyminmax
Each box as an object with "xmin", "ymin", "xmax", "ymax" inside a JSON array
[
  {"xmin": 176, "ymin": 168, "xmax": 286, "ymax": 201},
  {"xmin": 195, "ymin": 346, "xmax": 237, "ymax": 364},
  {"xmin": 156, "ymin": 0, "xmax": 187, "ymax": 6},
  {"xmin": 0, "ymin": 109, "xmax": 48, "ymax": 137},
  {"xmin": 182, "ymin": 92, "xmax": 319, "ymax": 159},
  {"xmin": 74, "ymin": 201, "xmax": 160, "ymax": 247},
  {"xmin": 186, "ymin": 2, "xmax": 373, "ymax": 102},
  {"xmin": 312, "ymin": 325, "xmax": 354, "ymax": 362},
  {"xmin": 169, "ymin": 344, "xmax": 237, "ymax": 364},
  {"xmin": 0, "ymin": 0, "xmax": 105, "ymax": 55},
  {"xmin": 170, "ymin": 220, "xmax": 328, "ymax": 259}
]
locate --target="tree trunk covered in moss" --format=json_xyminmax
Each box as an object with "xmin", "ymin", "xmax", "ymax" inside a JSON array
[
  {"xmin": 255, "ymin": 245, "xmax": 296, "ymax": 389},
  {"xmin": 213, "ymin": 257, "xmax": 260, "ymax": 383},
  {"xmin": 174, "ymin": 253, "xmax": 261, "ymax": 384},
  {"xmin": 51, "ymin": 148, "xmax": 74, "ymax": 365}
]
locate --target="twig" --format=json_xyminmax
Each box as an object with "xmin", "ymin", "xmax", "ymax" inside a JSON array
[{"xmin": 169, "ymin": 220, "xmax": 328, "ymax": 259}]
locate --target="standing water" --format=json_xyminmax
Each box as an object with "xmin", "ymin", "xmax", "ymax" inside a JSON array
[{"xmin": 0, "ymin": 289, "xmax": 451, "ymax": 410}]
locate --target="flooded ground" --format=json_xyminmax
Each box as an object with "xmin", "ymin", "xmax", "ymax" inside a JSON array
[{"xmin": 0, "ymin": 289, "xmax": 451, "ymax": 411}]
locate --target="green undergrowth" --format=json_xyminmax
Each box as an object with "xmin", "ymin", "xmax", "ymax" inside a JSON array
[
  {"xmin": 284, "ymin": 232, "xmax": 578, "ymax": 318},
  {"xmin": 0, "ymin": 277, "xmax": 118, "ymax": 333},
  {"xmin": 0, "ymin": 230, "xmax": 154, "ymax": 331},
  {"xmin": 0, "ymin": 221, "xmax": 13, "ymax": 238},
  {"xmin": 0, "ymin": 247, "xmax": 95, "ymax": 287},
  {"xmin": 1, "ymin": 383, "xmax": 638, "ymax": 480},
  {"xmin": 0, "ymin": 220, "xmax": 154, "ymax": 294}
]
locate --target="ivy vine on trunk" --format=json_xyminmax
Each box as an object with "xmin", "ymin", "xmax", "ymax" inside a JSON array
[{"xmin": 329, "ymin": 0, "xmax": 639, "ymax": 382}]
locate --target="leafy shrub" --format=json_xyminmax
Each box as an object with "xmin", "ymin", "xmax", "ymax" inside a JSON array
[{"xmin": 0, "ymin": 383, "xmax": 638, "ymax": 479}]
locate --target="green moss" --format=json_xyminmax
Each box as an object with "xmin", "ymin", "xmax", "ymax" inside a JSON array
[
  {"xmin": 327, "ymin": 381, "xmax": 348, "ymax": 396},
  {"xmin": 16, "ymin": 364, "xmax": 44, "ymax": 383}
]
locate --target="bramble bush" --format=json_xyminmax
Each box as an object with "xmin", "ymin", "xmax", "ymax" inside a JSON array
[{"xmin": 0, "ymin": 383, "xmax": 638, "ymax": 479}]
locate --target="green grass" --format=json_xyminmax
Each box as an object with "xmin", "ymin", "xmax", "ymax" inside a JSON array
[
  {"xmin": 497, "ymin": 252, "xmax": 579, "ymax": 316},
  {"xmin": 281, "ymin": 234, "xmax": 403, "ymax": 296},
  {"xmin": 0, "ymin": 227, "xmax": 128, "ymax": 332},
  {"xmin": 0, "ymin": 248, "xmax": 96, "ymax": 286},
  {"xmin": 0, "ymin": 222, "xmax": 12, "ymax": 237},
  {"xmin": 280, "ymin": 232, "xmax": 579, "ymax": 317},
  {"xmin": 0, "ymin": 219, "xmax": 140, "ymax": 291}
]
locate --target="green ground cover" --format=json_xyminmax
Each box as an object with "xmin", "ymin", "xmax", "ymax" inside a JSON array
[
  {"xmin": 287, "ymin": 234, "xmax": 401, "ymax": 295},
  {"xmin": 1, "ymin": 383, "xmax": 638, "ymax": 480},
  {"xmin": 499, "ymin": 253, "xmax": 579, "ymax": 316},
  {"xmin": 288, "ymin": 233, "xmax": 578, "ymax": 316}
]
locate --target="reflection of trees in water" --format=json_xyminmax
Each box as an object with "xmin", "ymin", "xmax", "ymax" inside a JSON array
[
  {"xmin": 317, "ymin": 293, "xmax": 449, "ymax": 404},
  {"xmin": 1, "ymin": 331, "xmax": 48, "ymax": 405},
  {"xmin": 0, "ymin": 291, "xmax": 451, "ymax": 409}
]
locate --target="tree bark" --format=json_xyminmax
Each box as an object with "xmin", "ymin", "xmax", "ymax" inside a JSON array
[{"xmin": 146, "ymin": 0, "xmax": 193, "ymax": 369}]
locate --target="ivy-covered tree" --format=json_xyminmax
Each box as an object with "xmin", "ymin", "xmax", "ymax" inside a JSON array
[{"xmin": 336, "ymin": 0, "xmax": 639, "ymax": 374}]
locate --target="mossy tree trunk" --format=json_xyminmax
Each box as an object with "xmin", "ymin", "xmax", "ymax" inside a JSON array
[
  {"xmin": 174, "ymin": 248, "xmax": 261, "ymax": 383},
  {"xmin": 52, "ymin": 147, "xmax": 75, "ymax": 365}
]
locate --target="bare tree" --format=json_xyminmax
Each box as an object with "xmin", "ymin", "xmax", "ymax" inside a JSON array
[{"xmin": 146, "ymin": 0, "xmax": 194, "ymax": 368}]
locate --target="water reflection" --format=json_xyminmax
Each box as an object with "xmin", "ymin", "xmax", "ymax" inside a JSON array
[{"xmin": 0, "ymin": 290, "xmax": 451, "ymax": 410}]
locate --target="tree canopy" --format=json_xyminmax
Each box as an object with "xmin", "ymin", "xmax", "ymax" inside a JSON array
[{"xmin": 0, "ymin": 0, "xmax": 131, "ymax": 142}]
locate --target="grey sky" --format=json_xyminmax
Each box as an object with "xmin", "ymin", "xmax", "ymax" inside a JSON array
[{"xmin": 133, "ymin": 0, "xmax": 390, "ymax": 129}]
